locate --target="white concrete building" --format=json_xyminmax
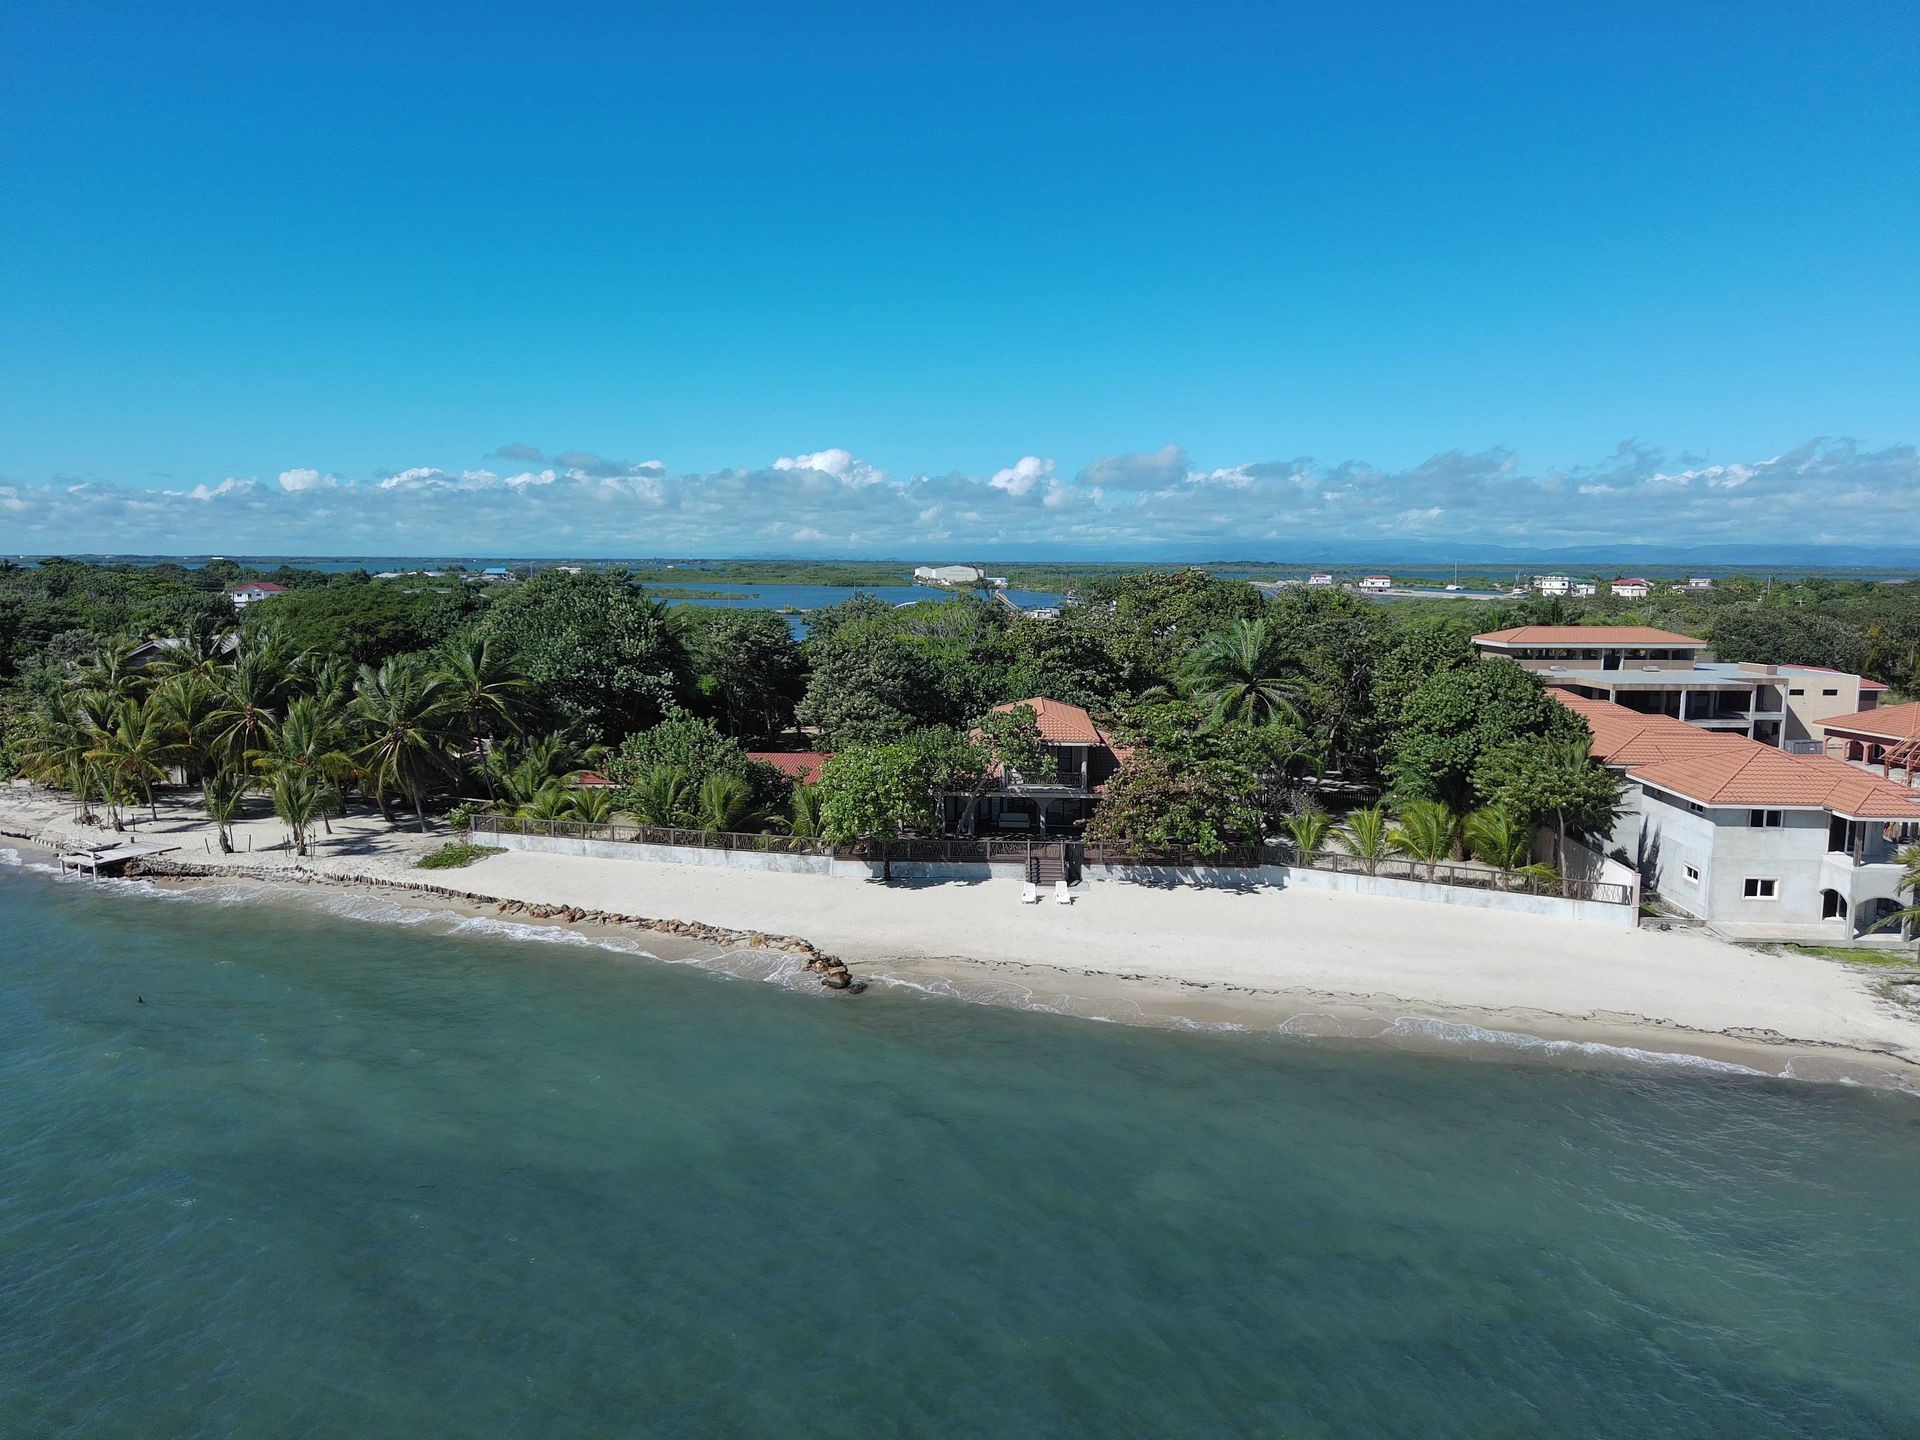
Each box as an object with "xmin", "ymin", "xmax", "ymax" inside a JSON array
[
  {"xmin": 1306, "ymin": 572, "xmax": 1335, "ymax": 587},
  {"xmin": 913, "ymin": 564, "xmax": 988, "ymax": 587},
  {"xmin": 1609, "ymin": 577, "xmax": 1651, "ymax": 599},
  {"xmin": 1778, "ymin": 667, "xmax": 1889, "ymax": 750},
  {"xmin": 1556, "ymin": 692, "xmax": 1920, "ymax": 942},
  {"xmin": 1532, "ymin": 574, "xmax": 1574, "ymax": 596},
  {"xmin": 1473, "ymin": 626, "xmax": 1789, "ymax": 745},
  {"xmin": 1571, "ymin": 582, "xmax": 1597, "ymax": 598},
  {"xmin": 1358, "ymin": 575, "xmax": 1392, "ymax": 591}
]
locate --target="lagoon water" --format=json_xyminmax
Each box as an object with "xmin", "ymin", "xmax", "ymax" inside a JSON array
[{"xmin": 3, "ymin": 859, "xmax": 1917, "ymax": 1438}]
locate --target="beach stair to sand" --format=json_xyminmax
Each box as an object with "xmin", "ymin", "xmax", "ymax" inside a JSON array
[{"xmin": 1024, "ymin": 844, "xmax": 1073, "ymax": 905}]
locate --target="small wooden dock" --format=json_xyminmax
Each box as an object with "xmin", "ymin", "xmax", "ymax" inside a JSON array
[{"xmin": 57, "ymin": 841, "xmax": 179, "ymax": 877}]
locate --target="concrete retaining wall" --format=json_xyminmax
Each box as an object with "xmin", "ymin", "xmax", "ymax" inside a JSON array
[
  {"xmin": 487, "ymin": 831, "xmax": 1635, "ymax": 925},
  {"xmin": 1273, "ymin": 865, "xmax": 1638, "ymax": 927}
]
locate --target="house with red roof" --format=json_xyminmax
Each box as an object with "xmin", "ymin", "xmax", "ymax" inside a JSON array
[
  {"xmin": 226, "ymin": 580, "xmax": 288, "ymax": 609},
  {"xmin": 747, "ymin": 751, "xmax": 832, "ymax": 786},
  {"xmin": 1554, "ymin": 690, "xmax": 1919, "ymax": 940},
  {"xmin": 947, "ymin": 697, "xmax": 1127, "ymax": 835}
]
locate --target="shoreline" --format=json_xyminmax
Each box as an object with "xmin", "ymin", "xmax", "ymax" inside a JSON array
[{"xmin": 5, "ymin": 795, "xmax": 1919, "ymax": 1090}]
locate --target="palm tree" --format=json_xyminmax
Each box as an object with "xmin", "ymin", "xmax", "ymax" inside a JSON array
[
  {"xmin": 68, "ymin": 637, "xmax": 149, "ymax": 706},
  {"xmin": 268, "ymin": 769, "xmax": 325, "ymax": 858},
  {"xmin": 785, "ymin": 783, "xmax": 825, "ymax": 841},
  {"xmin": 1284, "ymin": 804, "xmax": 1333, "ymax": 858},
  {"xmin": 1181, "ymin": 618, "xmax": 1304, "ymax": 730},
  {"xmin": 264, "ymin": 694, "xmax": 353, "ymax": 833},
  {"xmin": 434, "ymin": 638, "xmax": 532, "ymax": 794},
  {"xmin": 514, "ymin": 781, "xmax": 577, "ymax": 821},
  {"xmin": 143, "ymin": 622, "xmax": 235, "ymax": 687},
  {"xmin": 85, "ymin": 698, "xmax": 170, "ymax": 826},
  {"xmin": 1868, "ymin": 845, "xmax": 1920, "ymax": 951},
  {"xmin": 1390, "ymin": 799, "xmax": 1460, "ymax": 881},
  {"xmin": 200, "ymin": 768, "xmax": 248, "ymax": 854},
  {"xmin": 20, "ymin": 691, "xmax": 101, "ymax": 824},
  {"xmin": 625, "ymin": 766, "xmax": 696, "ymax": 827},
  {"xmin": 208, "ymin": 651, "xmax": 285, "ymax": 772},
  {"xmin": 350, "ymin": 658, "xmax": 456, "ymax": 831},
  {"xmin": 695, "ymin": 772, "xmax": 767, "ymax": 833},
  {"xmin": 1335, "ymin": 804, "xmax": 1392, "ymax": 876},
  {"xmin": 1464, "ymin": 804, "xmax": 1530, "ymax": 871},
  {"xmin": 148, "ymin": 673, "xmax": 226, "ymax": 785},
  {"xmin": 566, "ymin": 787, "xmax": 619, "ymax": 824}
]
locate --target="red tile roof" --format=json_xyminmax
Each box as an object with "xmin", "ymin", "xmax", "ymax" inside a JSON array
[
  {"xmin": 1550, "ymin": 691, "xmax": 1729, "ymax": 766},
  {"xmin": 1474, "ymin": 625, "xmax": 1706, "ymax": 648},
  {"xmin": 1820, "ymin": 700, "xmax": 1920, "ymax": 743},
  {"xmin": 1552, "ymin": 691, "xmax": 1920, "ymax": 819},
  {"xmin": 748, "ymin": 751, "xmax": 831, "ymax": 784},
  {"xmin": 991, "ymin": 697, "xmax": 1104, "ymax": 745}
]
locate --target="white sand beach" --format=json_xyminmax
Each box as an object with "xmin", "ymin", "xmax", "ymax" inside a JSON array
[{"xmin": 5, "ymin": 788, "xmax": 1917, "ymax": 1080}]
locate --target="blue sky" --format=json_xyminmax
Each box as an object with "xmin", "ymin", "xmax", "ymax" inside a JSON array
[{"xmin": 2, "ymin": 2, "xmax": 1916, "ymax": 556}]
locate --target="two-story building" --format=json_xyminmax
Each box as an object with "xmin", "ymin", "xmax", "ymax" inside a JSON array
[
  {"xmin": 953, "ymin": 697, "xmax": 1126, "ymax": 835},
  {"xmin": 1358, "ymin": 575, "xmax": 1392, "ymax": 591},
  {"xmin": 1554, "ymin": 691, "xmax": 1920, "ymax": 942},
  {"xmin": 1473, "ymin": 626, "xmax": 1789, "ymax": 745},
  {"xmin": 1776, "ymin": 666, "xmax": 1888, "ymax": 749},
  {"xmin": 1609, "ymin": 577, "xmax": 1651, "ymax": 599},
  {"xmin": 1531, "ymin": 574, "xmax": 1575, "ymax": 596}
]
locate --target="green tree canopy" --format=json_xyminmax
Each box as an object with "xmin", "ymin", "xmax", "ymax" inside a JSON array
[
  {"xmin": 682, "ymin": 607, "xmax": 806, "ymax": 738},
  {"xmin": 816, "ymin": 744, "xmax": 939, "ymax": 844},
  {"xmin": 1471, "ymin": 735, "xmax": 1622, "ymax": 879},
  {"xmin": 473, "ymin": 570, "xmax": 687, "ymax": 742},
  {"xmin": 1387, "ymin": 659, "xmax": 1585, "ymax": 809}
]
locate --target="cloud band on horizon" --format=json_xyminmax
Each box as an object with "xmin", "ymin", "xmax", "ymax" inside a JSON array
[{"xmin": 2, "ymin": 438, "xmax": 1914, "ymax": 557}]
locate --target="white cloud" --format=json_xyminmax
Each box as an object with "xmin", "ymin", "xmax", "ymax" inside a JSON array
[
  {"xmin": 772, "ymin": 448, "xmax": 887, "ymax": 486},
  {"xmin": 989, "ymin": 455, "xmax": 1055, "ymax": 496},
  {"xmin": 277, "ymin": 467, "xmax": 336, "ymax": 492}
]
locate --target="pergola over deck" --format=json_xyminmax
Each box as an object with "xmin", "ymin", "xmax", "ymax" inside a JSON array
[{"xmin": 1822, "ymin": 700, "xmax": 1920, "ymax": 782}]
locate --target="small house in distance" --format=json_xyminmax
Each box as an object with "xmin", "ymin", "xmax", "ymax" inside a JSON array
[
  {"xmin": 226, "ymin": 581, "xmax": 287, "ymax": 609},
  {"xmin": 1306, "ymin": 572, "xmax": 1335, "ymax": 587},
  {"xmin": 1532, "ymin": 574, "xmax": 1574, "ymax": 596},
  {"xmin": 1358, "ymin": 575, "xmax": 1392, "ymax": 591},
  {"xmin": 1609, "ymin": 577, "xmax": 1651, "ymax": 599}
]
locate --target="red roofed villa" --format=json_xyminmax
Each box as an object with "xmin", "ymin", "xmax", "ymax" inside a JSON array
[{"xmin": 1552, "ymin": 690, "xmax": 1919, "ymax": 941}]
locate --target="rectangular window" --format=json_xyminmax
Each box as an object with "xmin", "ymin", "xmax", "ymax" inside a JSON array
[
  {"xmin": 1684, "ymin": 865, "xmax": 1700, "ymax": 884},
  {"xmin": 1788, "ymin": 687, "xmax": 1805, "ymax": 696},
  {"xmin": 1822, "ymin": 688, "xmax": 1839, "ymax": 697},
  {"xmin": 1743, "ymin": 877, "xmax": 1778, "ymax": 899},
  {"xmin": 1748, "ymin": 809, "xmax": 1783, "ymax": 829}
]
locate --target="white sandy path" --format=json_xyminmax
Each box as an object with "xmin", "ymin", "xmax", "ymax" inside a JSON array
[{"xmin": 5, "ymin": 790, "xmax": 1917, "ymax": 1065}]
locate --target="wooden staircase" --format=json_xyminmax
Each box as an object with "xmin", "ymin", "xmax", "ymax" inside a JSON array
[{"xmin": 1026, "ymin": 842, "xmax": 1068, "ymax": 887}]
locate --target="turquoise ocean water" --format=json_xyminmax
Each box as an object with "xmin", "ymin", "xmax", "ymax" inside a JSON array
[{"xmin": 2, "ymin": 854, "xmax": 1917, "ymax": 1438}]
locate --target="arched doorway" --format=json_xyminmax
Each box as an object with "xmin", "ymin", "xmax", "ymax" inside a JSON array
[
  {"xmin": 1821, "ymin": 889, "xmax": 1849, "ymax": 921},
  {"xmin": 1857, "ymin": 896, "xmax": 1904, "ymax": 938}
]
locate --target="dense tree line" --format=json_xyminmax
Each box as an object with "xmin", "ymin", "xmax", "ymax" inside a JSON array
[{"xmin": 2, "ymin": 559, "xmax": 1914, "ymax": 866}]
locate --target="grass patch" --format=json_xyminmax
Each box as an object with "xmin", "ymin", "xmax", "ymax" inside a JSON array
[
  {"xmin": 1762, "ymin": 942, "xmax": 1919, "ymax": 969},
  {"xmin": 416, "ymin": 842, "xmax": 504, "ymax": 871}
]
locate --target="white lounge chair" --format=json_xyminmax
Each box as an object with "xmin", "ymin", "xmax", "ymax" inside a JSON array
[{"xmin": 1053, "ymin": 880, "xmax": 1072, "ymax": 905}]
